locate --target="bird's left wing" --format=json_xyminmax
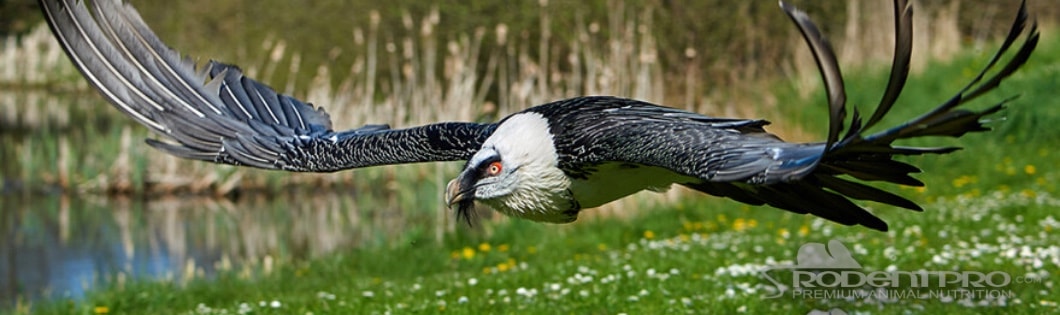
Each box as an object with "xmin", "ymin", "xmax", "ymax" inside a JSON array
[{"xmin": 40, "ymin": 0, "xmax": 494, "ymax": 172}]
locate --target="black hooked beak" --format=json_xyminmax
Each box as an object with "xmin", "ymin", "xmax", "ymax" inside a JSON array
[{"xmin": 445, "ymin": 174, "xmax": 477, "ymax": 226}]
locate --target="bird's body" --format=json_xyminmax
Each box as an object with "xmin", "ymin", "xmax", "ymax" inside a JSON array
[
  {"xmin": 39, "ymin": 0, "xmax": 1039, "ymax": 232},
  {"xmin": 461, "ymin": 97, "xmax": 807, "ymax": 224}
]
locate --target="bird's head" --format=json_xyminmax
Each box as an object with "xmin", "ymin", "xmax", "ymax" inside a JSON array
[{"xmin": 444, "ymin": 112, "xmax": 575, "ymax": 224}]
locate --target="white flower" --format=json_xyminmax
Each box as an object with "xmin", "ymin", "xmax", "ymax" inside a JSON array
[
  {"xmin": 269, "ymin": 300, "xmax": 281, "ymax": 308},
  {"xmin": 362, "ymin": 291, "xmax": 375, "ymax": 298},
  {"xmin": 458, "ymin": 296, "xmax": 469, "ymax": 304},
  {"xmin": 468, "ymin": 278, "xmax": 478, "ymax": 286}
]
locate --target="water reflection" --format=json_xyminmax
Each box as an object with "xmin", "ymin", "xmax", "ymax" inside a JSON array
[{"xmin": 0, "ymin": 191, "xmax": 450, "ymax": 307}]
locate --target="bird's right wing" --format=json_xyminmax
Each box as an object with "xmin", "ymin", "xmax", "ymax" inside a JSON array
[{"xmin": 40, "ymin": 0, "xmax": 495, "ymax": 172}]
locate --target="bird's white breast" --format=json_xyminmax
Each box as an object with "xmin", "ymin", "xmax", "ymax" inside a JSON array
[{"xmin": 568, "ymin": 162, "xmax": 692, "ymax": 209}]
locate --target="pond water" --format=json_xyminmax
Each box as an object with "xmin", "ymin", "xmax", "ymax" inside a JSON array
[{"xmin": 0, "ymin": 192, "xmax": 453, "ymax": 307}]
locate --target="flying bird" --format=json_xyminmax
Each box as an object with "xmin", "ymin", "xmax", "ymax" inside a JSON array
[{"xmin": 39, "ymin": 0, "xmax": 1038, "ymax": 231}]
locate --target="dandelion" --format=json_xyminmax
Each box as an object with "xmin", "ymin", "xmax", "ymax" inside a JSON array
[
  {"xmin": 498, "ymin": 244, "xmax": 510, "ymax": 252},
  {"xmin": 93, "ymin": 306, "xmax": 109, "ymax": 314},
  {"xmin": 798, "ymin": 225, "xmax": 810, "ymax": 237},
  {"xmin": 462, "ymin": 247, "xmax": 475, "ymax": 260},
  {"xmin": 952, "ymin": 175, "xmax": 976, "ymax": 188},
  {"xmin": 643, "ymin": 230, "xmax": 655, "ymax": 239},
  {"xmin": 527, "ymin": 246, "xmax": 537, "ymax": 254},
  {"xmin": 1025, "ymin": 165, "xmax": 1037, "ymax": 175},
  {"xmin": 478, "ymin": 243, "xmax": 492, "ymax": 252},
  {"xmin": 733, "ymin": 218, "xmax": 748, "ymax": 231}
]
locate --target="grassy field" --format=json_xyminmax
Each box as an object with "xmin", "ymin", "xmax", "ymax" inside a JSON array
[{"xmin": 7, "ymin": 21, "xmax": 1058, "ymax": 315}]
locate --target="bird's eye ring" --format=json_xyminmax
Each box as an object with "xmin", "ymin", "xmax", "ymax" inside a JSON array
[{"xmin": 486, "ymin": 161, "xmax": 503, "ymax": 176}]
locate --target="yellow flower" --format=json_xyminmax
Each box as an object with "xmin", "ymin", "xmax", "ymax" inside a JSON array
[
  {"xmin": 798, "ymin": 225, "xmax": 810, "ymax": 237},
  {"xmin": 94, "ymin": 306, "xmax": 109, "ymax": 314},
  {"xmin": 1025, "ymin": 165, "xmax": 1037, "ymax": 175},
  {"xmin": 643, "ymin": 230, "xmax": 655, "ymax": 240},
  {"xmin": 478, "ymin": 243, "xmax": 492, "ymax": 252},
  {"xmin": 952, "ymin": 175, "xmax": 977, "ymax": 188},
  {"xmin": 733, "ymin": 218, "xmax": 747, "ymax": 231},
  {"xmin": 498, "ymin": 244, "xmax": 510, "ymax": 252},
  {"xmin": 497, "ymin": 259, "xmax": 515, "ymax": 272},
  {"xmin": 527, "ymin": 246, "xmax": 537, "ymax": 254},
  {"xmin": 462, "ymin": 247, "xmax": 475, "ymax": 260},
  {"xmin": 597, "ymin": 243, "xmax": 608, "ymax": 251}
]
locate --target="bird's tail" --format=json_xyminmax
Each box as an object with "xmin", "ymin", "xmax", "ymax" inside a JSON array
[{"xmin": 688, "ymin": 1, "xmax": 1038, "ymax": 231}]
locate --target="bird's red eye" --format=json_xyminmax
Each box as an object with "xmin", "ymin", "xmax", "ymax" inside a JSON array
[{"xmin": 487, "ymin": 161, "xmax": 503, "ymax": 176}]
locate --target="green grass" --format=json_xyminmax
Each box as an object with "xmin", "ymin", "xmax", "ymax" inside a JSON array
[{"xmin": 10, "ymin": 21, "xmax": 1060, "ymax": 315}]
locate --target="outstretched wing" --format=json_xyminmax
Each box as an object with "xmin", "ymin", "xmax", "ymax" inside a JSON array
[{"xmin": 40, "ymin": 0, "xmax": 494, "ymax": 172}]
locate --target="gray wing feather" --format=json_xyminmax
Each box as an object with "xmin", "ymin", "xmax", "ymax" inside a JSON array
[{"xmin": 41, "ymin": 0, "xmax": 494, "ymax": 172}]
